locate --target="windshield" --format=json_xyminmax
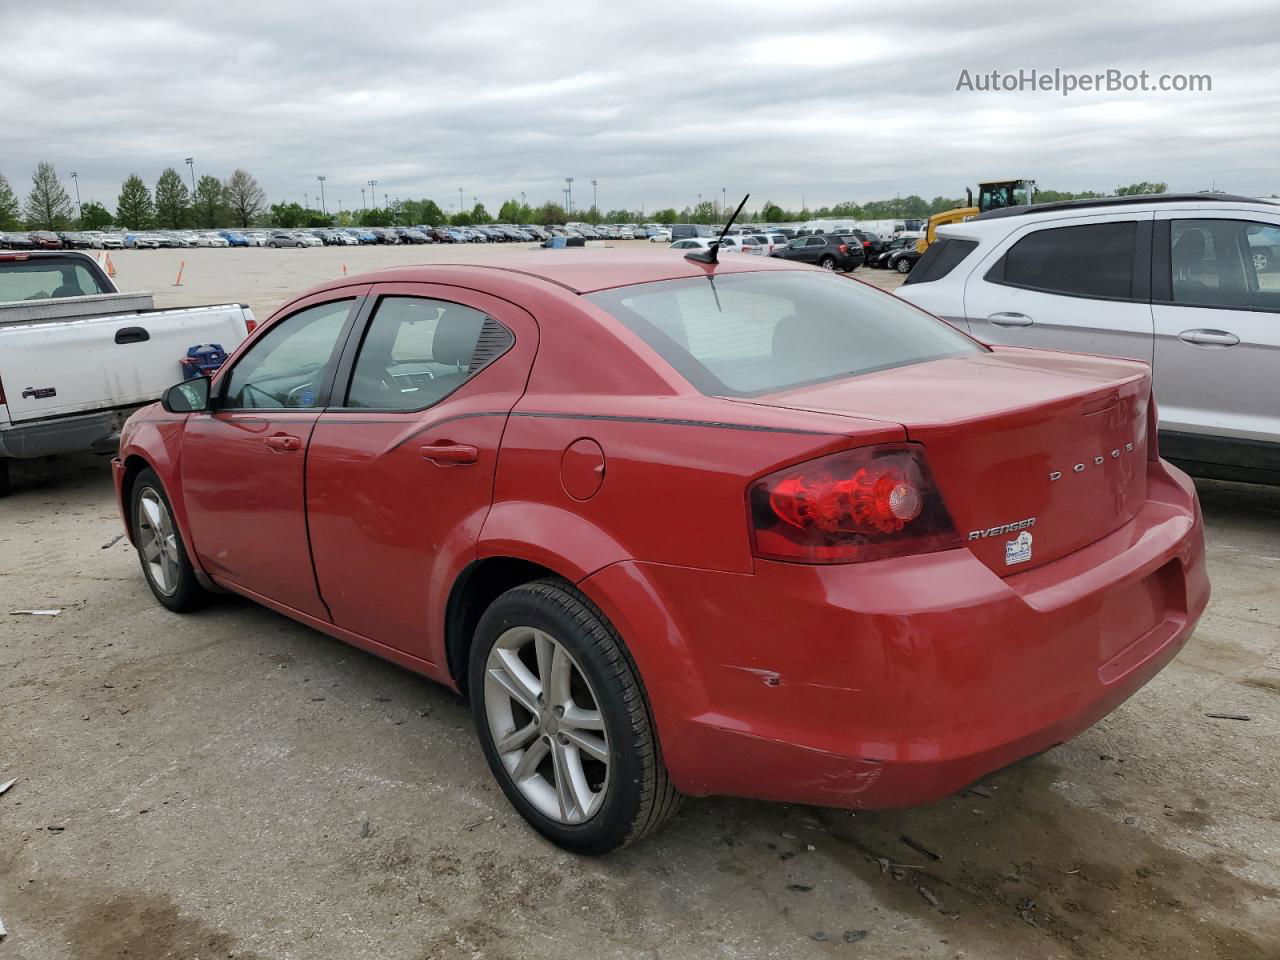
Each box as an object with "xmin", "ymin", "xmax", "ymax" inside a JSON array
[{"xmin": 587, "ymin": 271, "xmax": 981, "ymax": 397}]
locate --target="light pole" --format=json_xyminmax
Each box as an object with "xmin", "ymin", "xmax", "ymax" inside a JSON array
[
  {"xmin": 360, "ymin": 187, "xmax": 366, "ymax": 211},
  {"xmin": 184, "ymin": 157, "xmax": 195, "ymax": 194},
  {"xmin": 565, "ymin": 177, "xmax": 574, "ymax": 214},
  {"xmin": 722, "ymin": 187, "xmax": 726, "ymax": 219},
  {"xmin": 69, "ymin": 172, "xmax": 82, "ymax": 219},
  {"xmin": 459, "ymin": 187, "xmax": 464, "ymax": 214},
  {"xmin": 368, "ymin": 179, "xmax": 378, "ymax": 211},
  {"xmin": 316, "ymin": 176, "xmax": 327, "ymax": 215},
  {"xmin": 591, "ymin": 179, "xmax": 598, "ymax": 213}
]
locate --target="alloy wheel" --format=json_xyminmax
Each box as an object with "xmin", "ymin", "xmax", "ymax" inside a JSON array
[
  {"xmin": 136, "ymin": 488, "xmax": 180, "ymax": 596},
  {"xmin": 483, "ymin": 626, "xmax": 610, "ymax": 824}
]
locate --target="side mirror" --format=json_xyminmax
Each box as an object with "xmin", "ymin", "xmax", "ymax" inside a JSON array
[{"xmin": 161, "ymin": 376, "xmax": 211, "ymax": 413}]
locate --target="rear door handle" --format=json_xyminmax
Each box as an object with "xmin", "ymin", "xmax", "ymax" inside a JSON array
[
  {"xmin": 987, "ymin": 312, "xmax": 1034, "ymax": 327},
  {"xmin": 1178, "ymin": 328, "xmax": 1240, "ymax": 347},
  {"xmin": 264, "ymin": 434, "xmax": 302, "ymax": 452},
  {"xmin": 421, "ymin": 442, "xmax": 479, "ymax": 465}
]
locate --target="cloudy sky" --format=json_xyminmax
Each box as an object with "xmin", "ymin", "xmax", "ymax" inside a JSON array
[{"xmin": 4, "ymin": 0, "xmax": 1277, "ymax": 215}]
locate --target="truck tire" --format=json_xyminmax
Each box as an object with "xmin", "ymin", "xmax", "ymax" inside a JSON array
[{"xmin": 0, "ymin": 459, "xmax": 10, "ymax": 498}]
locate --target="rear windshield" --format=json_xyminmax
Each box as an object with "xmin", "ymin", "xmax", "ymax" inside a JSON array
[
  {"xmin": 587, "ymin": 271, "xmax": 981, "ymax": 397},
  {"xmin": 0, "ymin": 257, "xmax": 111, "ymax": 301}
]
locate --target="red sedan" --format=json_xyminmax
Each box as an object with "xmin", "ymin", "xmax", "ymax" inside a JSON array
[{"xmin": 113, "ymin": 252, "xmax": 1209, "ymax": 853}]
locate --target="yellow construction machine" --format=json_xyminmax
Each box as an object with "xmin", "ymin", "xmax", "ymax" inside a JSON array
[{"xmin": 916, "ymin": 179, "xmax": 1037, "ymax": 252}]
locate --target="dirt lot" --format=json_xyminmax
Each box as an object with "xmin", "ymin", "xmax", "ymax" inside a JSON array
[{"xmin": 1, "ymin": 246, "xmax": 1278, "ymax": 959}]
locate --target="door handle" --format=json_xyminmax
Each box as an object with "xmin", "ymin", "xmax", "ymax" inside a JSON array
[
  {"xmin": 114, "ymin": 326, "xmax": 150, "ymax": 344},
  {"xmin": 264, "ymin": 434, "xmax": 302, "ymax": 452},
  {"xmin": 1177, "ymin": 328, "xmax": 1240, "ymax": 347},
  {"xmin": 987, "ymin": 312, "xmax": 1033, "ymax": 327},
  {"xmin": 421, "ymin": 442, "xmax": 479, "ymax": 465}
]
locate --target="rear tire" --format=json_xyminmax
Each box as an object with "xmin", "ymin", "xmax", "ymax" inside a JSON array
[
  {"xmin": 896, "ymin": 257, "xmax": 913, "ymax": 274},
  {"xmin": 130, "ymin": 468, "xmax": 209, "ymax": 613},
  {"xmin": 819, "ymin": 256, "xmax": 836, "ymax": 270},
  {"xmin": 469, "ymin": 578, "xmax": 681, "ymax": 854},
  {"xmin": 0, "ymin": 458, "xmax": 11, "ymax": 498}
]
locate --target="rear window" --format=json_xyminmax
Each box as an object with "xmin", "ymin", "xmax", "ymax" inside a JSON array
[
  {"xmin": 587, "ymin": 271, "xmax": 981, "ymax": 397},
  {"xmin": 0, "ymin": 257, "xmax": 111, "ymax": 301},
  {"xmin": 987, "ymin": 222, "xmax": 1136, "ymax": 300},
  {"xmin": 902, "ymin": 238, "xmax": 978, "ymax": 285}
]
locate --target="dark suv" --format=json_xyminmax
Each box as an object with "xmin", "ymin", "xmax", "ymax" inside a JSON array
[{"xmin": 768, "ymin": 234, "xmax": 864, "ymax": 271}]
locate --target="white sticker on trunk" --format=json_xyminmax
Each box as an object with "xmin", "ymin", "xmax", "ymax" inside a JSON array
[{"xmin": 1005, "ymin": 530, "xmax": 1033, "ymax": 566}]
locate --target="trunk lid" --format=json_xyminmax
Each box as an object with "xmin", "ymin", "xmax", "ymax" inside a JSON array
[{"xmin": 734, "ymin": 347, "xmax": 1152, "ymax": 575}]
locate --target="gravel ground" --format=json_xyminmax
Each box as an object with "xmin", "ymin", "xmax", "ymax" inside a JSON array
[{"xmin": 1, "ymin": 246, "xmax": 1277, "ymax": 959}]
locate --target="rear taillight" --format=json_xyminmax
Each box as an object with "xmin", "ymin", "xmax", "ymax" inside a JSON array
[
  {"xmin": 749, "ymin": 445, "xmax": 960, "ymax": 563},
  {"xmin": 862, "ymin": 240, "xmax": 871, "ymax": 247},
  {"xmin": 243, "ymin": 311, "xmax": 258, "ymax": 335},
  {"xmin": 0, "ymin": 373, "xmax": 6, "ymax": 405}
]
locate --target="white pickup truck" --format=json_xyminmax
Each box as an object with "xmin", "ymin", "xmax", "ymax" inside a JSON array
[{"xmin": 0, "ymin": 250, "xmax": 255, "ymax": 495}]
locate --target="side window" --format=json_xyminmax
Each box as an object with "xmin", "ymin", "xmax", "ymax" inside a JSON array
[
  {"xmin": 805, "ymin": 237, "xmax": 826, "ymax": 247},
  {"xmin": 344, "ymin": 297, "xmax": 514, "ymax": 410},
  {"xmin": 988, "ymin": 222, "xmax": 1136, "ymax": 299},
  {"xmin": 1170, "ymin": 219, "xmax": 1280, "ymax": 311},
  {"xmin": 222, "ymin": 299, "xmax": 352, "ymax": 409},
  {"xmin": 903, "ymin": 238, "xmax": 978, "ymax": 285}
]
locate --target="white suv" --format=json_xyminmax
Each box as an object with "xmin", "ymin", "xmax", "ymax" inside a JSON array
[{"xmin": 896, "ymin": 194, "xmax": 1280, "ymax": 485}]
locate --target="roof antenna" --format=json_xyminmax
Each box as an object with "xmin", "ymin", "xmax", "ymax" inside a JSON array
[{"xmin": 686, "ymin": 193, "xmax": 750, "ymax": 265}]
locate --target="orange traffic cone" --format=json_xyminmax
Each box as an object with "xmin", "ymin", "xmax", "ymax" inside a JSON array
[
  {"xmin": 173, "ymin": 261, "xmax": 185, "ymax": 286},
  {"xmin": 105, "ymin": 254, "xmax": 116, "ymax": 277}
]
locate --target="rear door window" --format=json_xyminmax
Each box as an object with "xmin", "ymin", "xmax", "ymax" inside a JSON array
[
  {"xmin": 0, "ymin": 258, "xmax": 111, "ymax": 300},
  {"xmin": 986, "ymin": 222, "xmax": 1137, "ymax": 300},
  {"xmin": 343, "ymin": 296, "xmax": 514, "ymax": 410},
  {"xmin": 1167, "ymin": 219, "xmax": 1280, "ymax": 311}
]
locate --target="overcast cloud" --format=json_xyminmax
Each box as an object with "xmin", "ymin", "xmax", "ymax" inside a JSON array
[{"xmin": 3, "ymin": 0, "xmax": 1277, "ymax": 215}]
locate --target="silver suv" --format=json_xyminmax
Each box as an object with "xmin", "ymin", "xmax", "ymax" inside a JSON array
[{"xmin": 896, "ymin": 194, "xmax": 1280, "ymax": 485}]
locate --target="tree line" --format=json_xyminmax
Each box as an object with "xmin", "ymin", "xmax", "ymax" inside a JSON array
[
  {"xmin": 0, "ymin": 163, "xmax": 1180, "ymax": 234},
  {"xmin": 0, "ymin": 162, "xmax": 268, "ymax": 231}
]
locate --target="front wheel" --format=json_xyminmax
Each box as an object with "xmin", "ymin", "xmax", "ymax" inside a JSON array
[
  {"xmin": 130, "ymin": 468, "xmax": 209, "ymax": 612},
  {"xmin": 469, "ymin": 579, "xmax": 680, "ymax": 854}
]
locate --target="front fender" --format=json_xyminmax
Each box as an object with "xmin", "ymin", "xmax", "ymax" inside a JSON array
[{"xmin": 117, "ymin": 410, "xmax": 207, "ymax": 581}]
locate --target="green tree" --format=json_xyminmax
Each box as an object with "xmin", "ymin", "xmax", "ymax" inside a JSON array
[
  {"xmin": 760, "ymin": 202, "xmax": 785, "ymax": 222},
  {"xmin": 534, "ymin": 202, "xmax": 567, "ymax": 225},
  {"xmin": 604, "ymin": 208, "xmax": 635, "ymax": 223},
  {"xmin": 25, "ymin": 161, "xmax": 74, "ymax": 229},
  {"xmin": 498, "ymin": 198, "xmax": 533, "ymax": 223},
  {"xmin": 691, "ymin": 200, "xmax": 716, "ymax": 224},
  {"xmin": 361, "ymin": 207, "xmax": 393, "ymax": 227},
  {"xmin": 115, "ymin": 174, "xmax": 154, "ymax": 228},
  {"xmin": 651, "ymin": 208, "xmax": 679, "ymax": 224},
  {"xmin": 449, "ymin": 210, "xmax": 473, "ymax": 227},
  {"xmin": 470, "ymin": 202, "xmax": 491, "ymax": 224},
  {"xmin": 269, "ymin": 202, "xmax": 308, "ymax": 227},
  {"xmin": 192, "ymin": 174, "xmax": 227, "ymax": 227},
  {"xmin": 0, "ymin": 173, "xmax": 20, "ymax": 230},
  {"xmin": 419, "ymin": 199, "xmax": 447, "ymax": 225},
  {"xmin": 1115, "ymin": 182, "xmax": 1167, "ymax": 196},
  {"xmin": 79, "ymin": 202, "xmax": 113, "ymax": 230},
  {"xmin": 225, "ymin": 169, "xmax": 266, "ymax": 228},
  {"xmin": 154, "ymin": 168, "xmax": 190, "ymax": 228}
]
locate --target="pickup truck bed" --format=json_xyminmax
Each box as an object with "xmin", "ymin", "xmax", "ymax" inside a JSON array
[{"xmin": 0, "ymin": 251, "xmax": 254, "ymax": 494}]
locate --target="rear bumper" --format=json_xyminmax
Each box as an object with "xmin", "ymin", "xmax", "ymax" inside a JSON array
[
  {"xmin": 582, "ymin": 459, "xmax": 1209, "ymax": 809},
  {"xmin": 0, "ymin": 408, "xmax": 137, "ymax": 459}
]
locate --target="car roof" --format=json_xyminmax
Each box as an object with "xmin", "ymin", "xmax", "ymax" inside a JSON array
[{"xmin": 345, "ymin": 249, "xmax": 805, "ymax": 295}]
